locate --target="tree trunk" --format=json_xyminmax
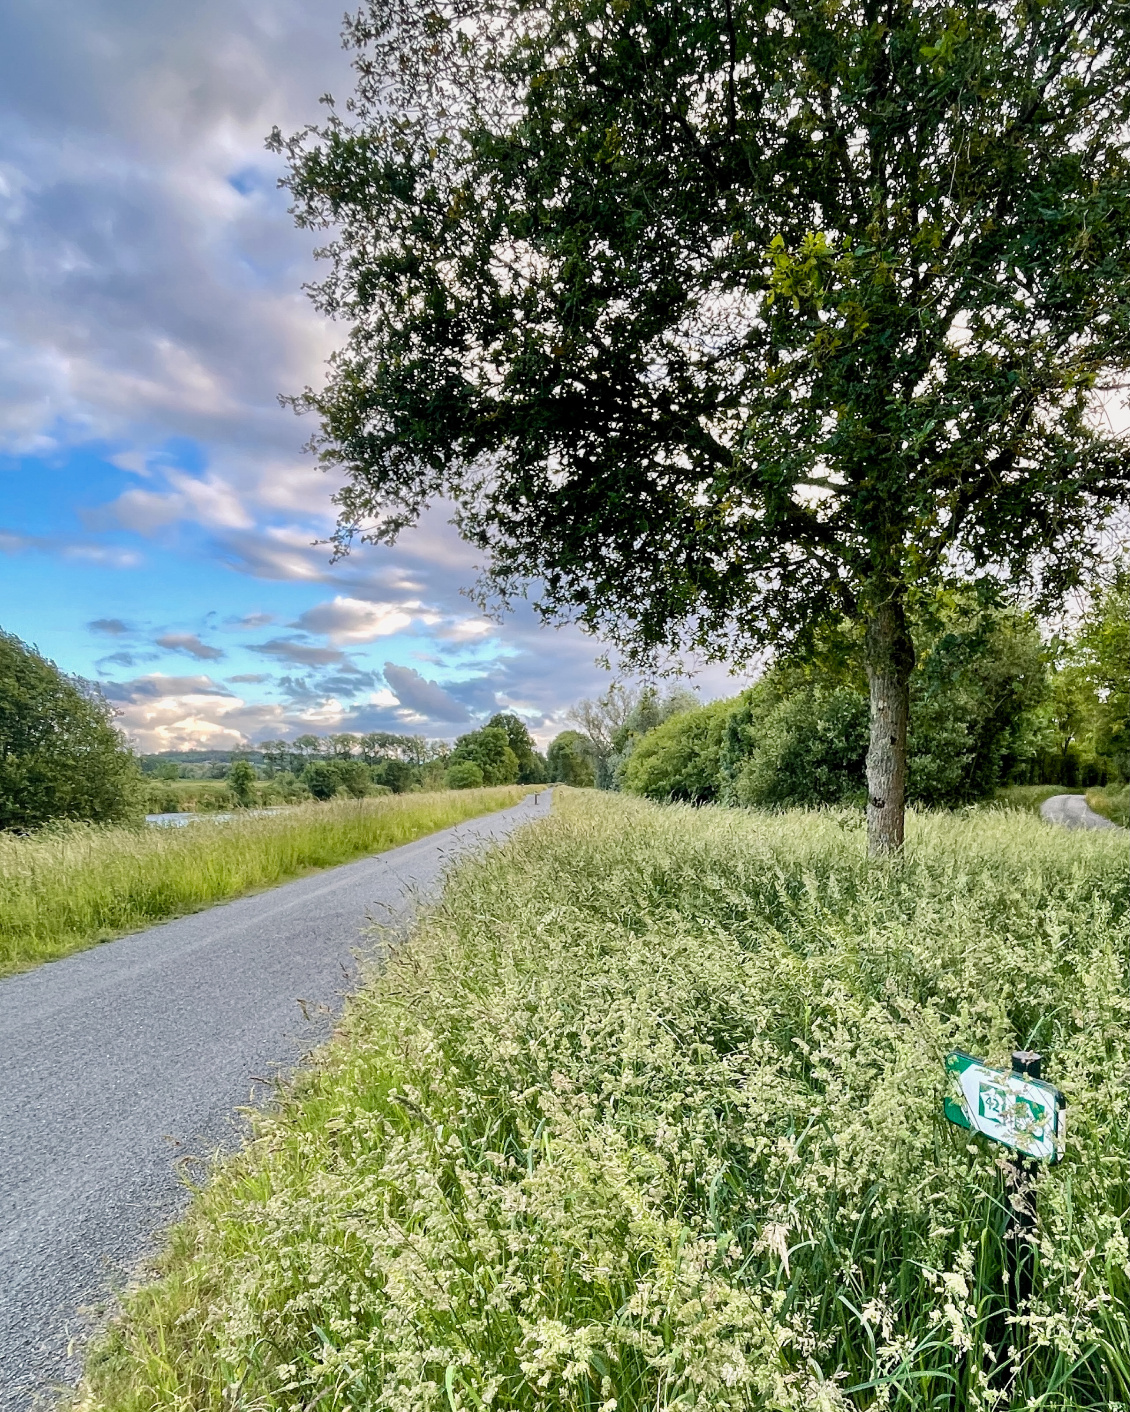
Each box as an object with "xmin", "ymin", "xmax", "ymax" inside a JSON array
[{"xmin": 865, "ymin": 595, "xmax": 915, "ymax": 855}]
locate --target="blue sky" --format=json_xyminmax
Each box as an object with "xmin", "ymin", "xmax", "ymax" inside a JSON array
[{"xmin": 0, "ymin": 0, "xmax": 740, "ymax": 750}]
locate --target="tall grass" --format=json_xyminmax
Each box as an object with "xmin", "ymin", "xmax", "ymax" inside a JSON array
[
  {"xmin": 80, "ymin": 795, "xmax": 1128, "ymax": 1411},
  {"xmin": 0, "ymin": 788, "xmax": 526, "ymax": 975}
]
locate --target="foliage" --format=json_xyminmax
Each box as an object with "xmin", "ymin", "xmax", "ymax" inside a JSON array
[
  {"xmin": 1085, "ymin": 784, "xmax": 1130, "ymax": 828},
  {"xmin": 546, "ymin": 730, "xmax": 596, "ymax": 787},
  {"xmin": 0, "ymin": 629, "xmax": 142, "ymax": 830},
  {"xmin": 79, "ymin": 792, "xmax": 1129, "ymax": 1411},
  {"xmin": 1039, "ymin": 572, "xmax": 1130, "ymax": 785},
  {"xmin": 301, "ymin": 759, "xmax": 372, "ymax": 800},
  {"xmin": 618, "ymin": 699, "xmax": 730, "ymax": 803},
  {"xmin": 0, "ymin": 788, "xmax": 527, "ymax": 977},
  {"xmin": 274, "ymin": 0, "xmax": 1130, "ymax": 850},
  {"xmin": 487, "ymin": 712, "xmax": 548, "ymax": 784},
  {"xmin": 372, "ymin": 758, "xmax": 418, "ymax": 793},
  {"xmin": 445, "ymin": 760, "xmax": 484, "ymax": 790},
  {"xmin": 723, "ymin": 682, "xmax": 872, "ymax": 809},
  {"xmin": 624, "ymin": 602, "xmax": 1050, "ymax": 810},
  {"xmin": 448, "ymin": 726, "xmax": 520, "ymax": 786},
  {"xmin": 259, "ymin": 731, "xmax": 445, "ymax": 777},
  {"xmin": 227, "ymin": 761, "xmax": 257, "ymax": 809}
]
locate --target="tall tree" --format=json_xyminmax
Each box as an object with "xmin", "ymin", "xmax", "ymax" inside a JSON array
[
  {"xmin": 0, "ymin": 629, "xmax": 141, "ymax": 829},
  {"xmin": 274, "ymin": 0, "xmax": 1130, "ymax": 851}
]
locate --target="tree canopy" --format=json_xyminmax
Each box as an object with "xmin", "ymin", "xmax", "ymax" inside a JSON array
[
  {"xmin": 276, "ymin": 0, "xmax": 1130, "ymax": 850},
  {"xmin": 0, "ymin": 629, "xmax": 141, "ymax": 830}
]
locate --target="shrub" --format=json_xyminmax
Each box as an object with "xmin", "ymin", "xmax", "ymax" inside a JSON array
[
  {"xmin": 301, "ymin": 759, "xmax": 371, "ymax": 800},
  {"xmin": 227, "ymin": 761, "xmax": 257, "ymax": 808},
  {"xmin": 0, "ymin": 629, "xmax": 141, "ymax": 830},
  {"xmin": 547, "ymin": 729, "xmax": 596, "ymax": 786},
  {"xmin": 448, "ymin": 726, "xmax": 520, "ymax": 785},
  {"xmin": 619, "ymin": 699, "xmax": 729, "ymax": 801},
  {"xmin": 445, "ymin": 760, "xmax": 484, "ymax": 789}
]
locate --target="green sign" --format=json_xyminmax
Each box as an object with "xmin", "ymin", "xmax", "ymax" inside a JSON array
[{"xmin": 944, "ymin": 1052, "xmax": 1066, "ymax": 1162}]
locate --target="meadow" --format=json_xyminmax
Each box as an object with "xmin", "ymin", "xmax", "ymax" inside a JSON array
[
  {"xmin": 0, "ymin": 787, "xmax": 527, "ymax": 976},
  {"xmin": 80, "ymin": 792, "xmax": 1128, "ymax": 1411}
]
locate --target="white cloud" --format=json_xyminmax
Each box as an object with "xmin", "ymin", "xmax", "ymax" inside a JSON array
[
  {"xmin": 102, "ymin": 469, "xmax": 254, "ymax": 533},
  {"xmin": 291, "ymin": 595, "xmax": 417, "ymax": 644}
]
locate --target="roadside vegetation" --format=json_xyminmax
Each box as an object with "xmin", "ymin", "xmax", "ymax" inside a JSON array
[
  {"xmin": 0, "ymin": 788, "xmax": 527, "ymax": 976},
  {"xmin": 80, "ymin": 790, "xmax": 1128, "ymax": 1411},
  {"xmin": 1086, "ymin": 784, "xmax": 1130, "ymax": 828},
  {"xmin": 553, "ymin": 579, "xmax": 1128, "ymax": 815}
]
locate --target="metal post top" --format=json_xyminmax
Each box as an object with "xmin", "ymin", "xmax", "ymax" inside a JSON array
[{"xmin": 1011, "ymin": 1050, "xmax": 1042, "ymax": 1079}]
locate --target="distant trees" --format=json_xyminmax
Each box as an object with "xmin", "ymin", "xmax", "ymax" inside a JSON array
[
  {"xmin": 0, "ymin": 629, "xmax": 141, "ymax": 830},
  {"xmin": 588, "ymin": 594, "xmax": 1116, "ymax": 809},
  {"xmin": 301, "ymin": 759, "xmax": 372, "ymax": 800},
  {"xmin": 546, "ymin": 731, "xmax": 596, "ymax": 788},
  {"xmin": 446, "ymin": 715, "xmax": 548, "ymax": 788}
]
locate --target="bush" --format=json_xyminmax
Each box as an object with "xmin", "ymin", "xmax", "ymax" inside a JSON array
[
  {"xmin": 547, "ymin": 729, "xmax": 596, "ymax": 786},
  {"xmin": 0, "ymin": 629, "xmax": 141, "ymax": 830},
  {"xmin": 301, "ymin": 759, "xmax": 371, "ymax": 801},
  {"xmin": 619, "ymin": 699, "xmax": 729, "ymax": 802},
  {"xmin": 448, "ymin": 726, "xmax": 520, "ymax": 785},
  {"xmin": 227, "ymin": 761, "xmax": 257, "ymax": 808},
  {"xmin": 445, "ymin": 760, "xmax": 484, "ymax": 789}
]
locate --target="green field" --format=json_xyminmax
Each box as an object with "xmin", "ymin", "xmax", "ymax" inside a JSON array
[
  {"xmin": 79, "ymin": 792, "xmax": 1129, "ymax": 1411},
  {"xmin": 0, "ymin": 788, "xmax": 527, "ymax": 976}
]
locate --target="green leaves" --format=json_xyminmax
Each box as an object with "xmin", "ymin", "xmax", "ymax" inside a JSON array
[{"xmin": 279, "ymin": 0, "xmax": 1130, "ymax": 672}]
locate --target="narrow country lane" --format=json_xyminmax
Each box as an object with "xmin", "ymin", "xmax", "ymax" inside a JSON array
[
  {"xmin": 1039, "ymin": 793, "xmax": 1123, "ymax": 831},
  {"xmin": 0, "ymin": 794, "xmax": 551, "ymax": 1410}
]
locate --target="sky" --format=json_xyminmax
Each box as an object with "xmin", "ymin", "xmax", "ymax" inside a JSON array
[{"xmin": 0, "ymin": 0, "xmax": 744, "ymax": 753}]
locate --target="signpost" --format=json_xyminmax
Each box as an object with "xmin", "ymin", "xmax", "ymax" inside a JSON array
[
  {"xmin": 944, "ymin": 1050, "xmax": 1067, "ymax": 1163},
  {"xmin": 944, "ymin": 1050, "xmax": 1067, "ymax": 1377}
]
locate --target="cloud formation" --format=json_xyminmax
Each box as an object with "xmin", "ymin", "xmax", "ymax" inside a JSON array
[
  {"xmin": 292, "ymin": 596, "xmax": 417, "ymax": 644},
  {"xmin": 382, "ymin": 664, "xmax": 473, "ymax": 724},
  {"xmin": 249, "ymin": 638, "xmax": 345, "ymax": 667},
  {"xmin": 155, "ymin": 632, "xmax": 224, "ymax": 661}
]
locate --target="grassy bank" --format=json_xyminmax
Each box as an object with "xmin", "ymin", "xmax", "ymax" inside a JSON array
[
  {"xmin": 1086, "ymin": 784, "xmax": 1130, "ymax": 828},
  {"xmin": 0, "ymin": 788, "xmax": 527, "ymax": 976},
  {"xmin": 81, "ymin": 794, "xmax": 1128, "ymax": 1411},
  {"xmin": 992, "ymin": 783, "xmax": 1086, "ymax": 814}
]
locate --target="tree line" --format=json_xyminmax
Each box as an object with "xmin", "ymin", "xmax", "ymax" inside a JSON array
[
  {"xmin": 0, "ymin": 627, "xmax": 551, "ymax": 831},
  {"xmin": 548, "ymin": 578, "xmax": 1129, "ymax": 806}
]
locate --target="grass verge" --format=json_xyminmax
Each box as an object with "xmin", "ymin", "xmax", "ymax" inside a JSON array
[
  {"xmin": 0, "ymin": 787, "xmax": 527, "ymax": 976},
  {"xmin": 1086, "ymin": 784, "xmax": 1130, "ymax": 828},
  {"xmin": 79, "ymin": 794, "xmax": 1129, "ymax": 1411}
]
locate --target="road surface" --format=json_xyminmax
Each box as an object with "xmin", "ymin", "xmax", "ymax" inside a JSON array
[
  {"xmin": 0, "ymin": 794, "xmax": 550, "ymax": 1410},
  {"xmin": 1039, "ymin": 793, "xmax": 1121, "ymax": 830}
]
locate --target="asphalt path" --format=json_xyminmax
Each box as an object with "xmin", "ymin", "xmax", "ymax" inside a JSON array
[
  {"xmin": 1039, "ymin": 792, "xmax": 1121, "ymax": 830},
  {"xmin": 0, "ymin": 793, "xmax": 551, "ymax": 1410}
]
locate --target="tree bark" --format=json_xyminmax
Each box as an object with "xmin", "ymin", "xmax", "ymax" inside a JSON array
[{"xmin": 865, "ymin": 595, "xmax": 915, "ymax": 855}]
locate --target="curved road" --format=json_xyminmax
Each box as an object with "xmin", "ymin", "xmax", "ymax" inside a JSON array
[
  {"xmin": 1039, "ymin": 792, "xmax": 1121, "ymax": 830},
  {"xmin": 0, "ymin": 794, "xmax": 550, "ymax": 1410}
]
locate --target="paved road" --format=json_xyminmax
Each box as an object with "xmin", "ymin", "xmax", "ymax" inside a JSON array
[
  {"xmin": 0, "ymin": 794, "xmax": 550, "ymax": 1410},
  {"xmin": 1039, "ymin": 792, "xmax": 1121, "ymax": 830}
]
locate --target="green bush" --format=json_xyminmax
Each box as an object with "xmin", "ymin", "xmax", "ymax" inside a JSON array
[
  {"xmin": 448, "ymin": 726, "xmax": 520, "ymax": 785},
  {"xmin": 619, "ymin": 699, "xmax": 729, "ymax": 801},
  {"xmin": 301, "ymin": 759, "xmax": 371, "ymax": 800},
  {"xmin": 0, "ymin": 629, "xmax": 141, "ymax": 829},
  {"xmin": 547, "ymin": 729, "xmax": 596, "ymax": 786},
  {"xmin": 445, "ymin": 760, "xmax": 484, "ymax": 789},
  {"xmin": 81, "ymin": 794, "xmax": 1129, "ymax": 1411}
]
